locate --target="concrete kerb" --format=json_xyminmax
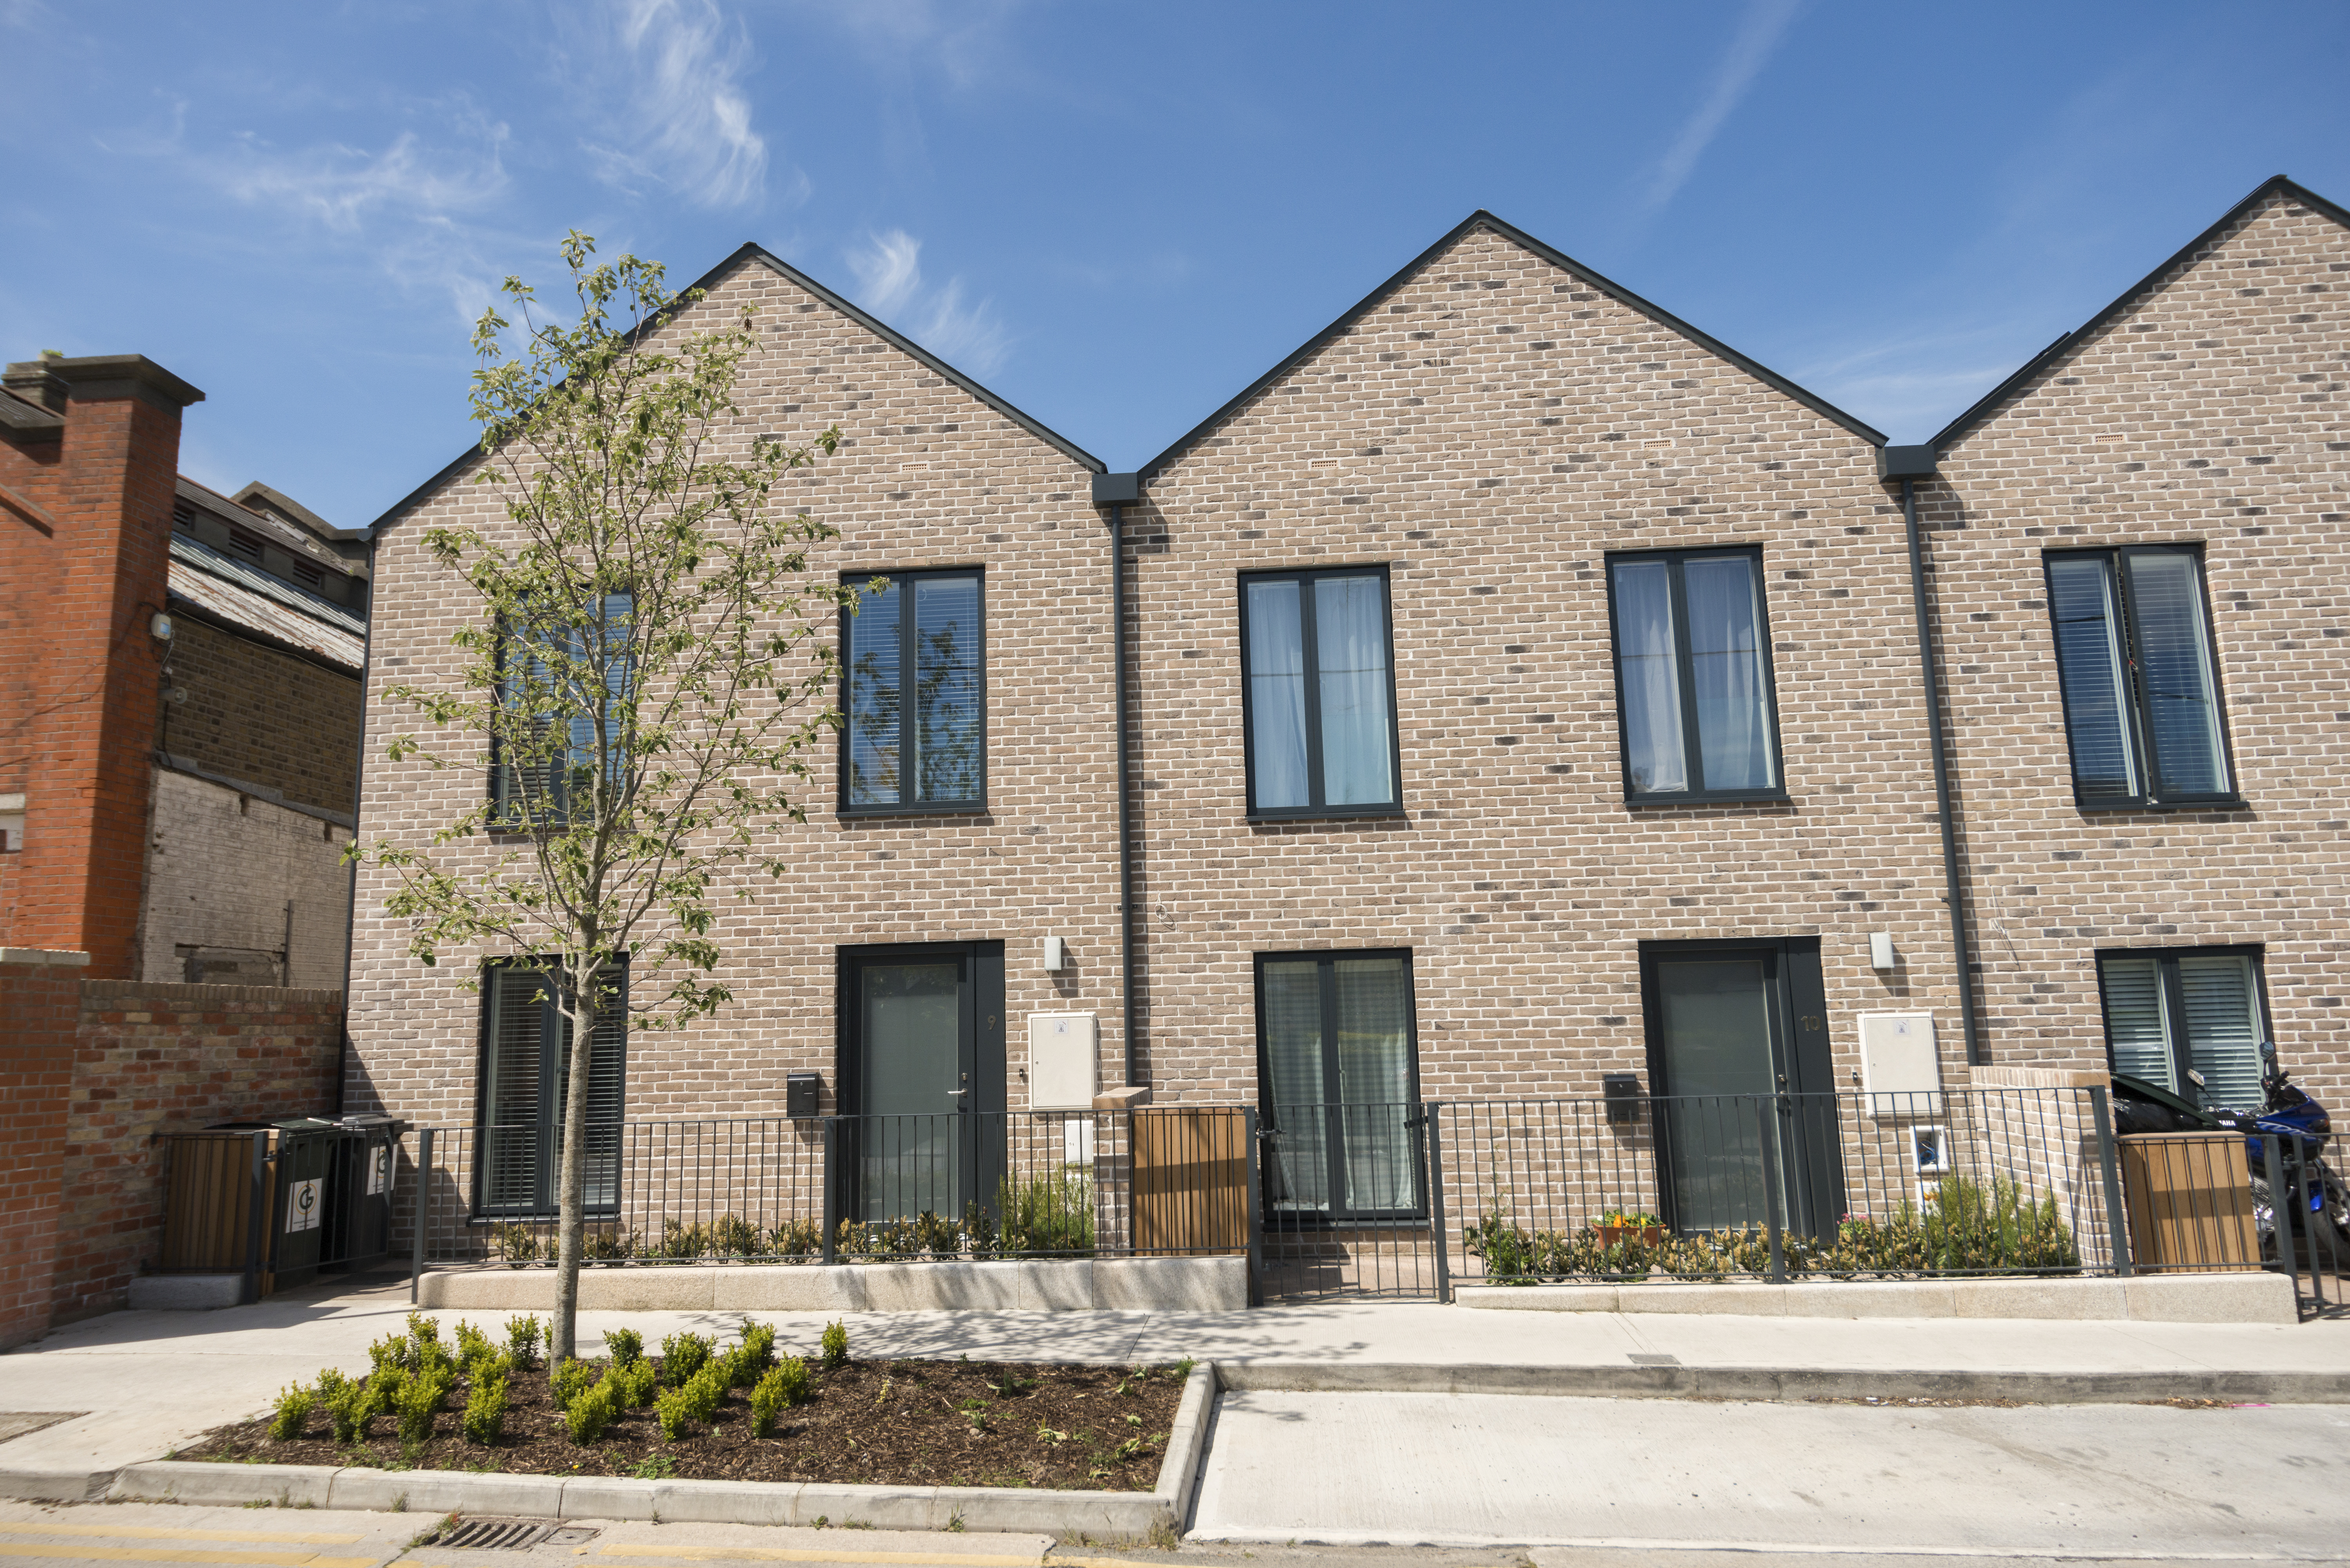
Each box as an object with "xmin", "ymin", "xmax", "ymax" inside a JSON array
[
  {"xmin": 1211, "ymin": 1361, "xmax": 2350, "ymax": 1404},
  {"xmin": 97, "ymin": 1362, "xmax": 1218, "ymax": 1535},
  {"xmin": 413, "ymin": 1257, "xmax": 1246, "ymax": 1315},
  {"xmin": 1451, "ymin": 1269, "xmax": 2297, "ymax": 1324}
]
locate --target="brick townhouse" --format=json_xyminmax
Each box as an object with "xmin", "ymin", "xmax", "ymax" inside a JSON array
[
  {"xmin": 342, "ymin": 178, "xmax": 2348, "ymax": 1250},
  {"xmin": 343, "ymin": 247, "xmax": 1125, "ymax": 1223},
  {"xmin": 1918, "ymin": 175, "xmax": 2350, "ymax": 1115}
]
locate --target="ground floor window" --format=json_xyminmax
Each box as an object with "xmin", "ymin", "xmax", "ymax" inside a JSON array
[
  {"xmin": 2097, "ymin": 947, "xmax": 2267, "ymax": 1113},
  {"xmin": 478, "ymin": 964, "xmax": 626, "ymax": 1216},
  {"xmin": 1255, "ymin": 950, "xmax": 1421, "ymax": 1219}
]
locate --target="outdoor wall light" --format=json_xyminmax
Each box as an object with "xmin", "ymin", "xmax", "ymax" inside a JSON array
[
  {"xmin": 1870, "ymin": 932, "xmax": 1897, "ymax": 972},
  {"xmin": 1042, "ymin": 936, "xmax": 1066, "ymax": 972},
  {"xmin": 150, "ymin": 611, "xmax": 174, "ymax": 641}
]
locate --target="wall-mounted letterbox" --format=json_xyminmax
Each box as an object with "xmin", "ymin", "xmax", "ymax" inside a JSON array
[
  {"xmin": 1602, "ymin": 1072, "xmax": 1645, "ymax": 1125},
  {"xmin": 786, "ymin": 1072, "xmax": 822, "ymax": 1119}
]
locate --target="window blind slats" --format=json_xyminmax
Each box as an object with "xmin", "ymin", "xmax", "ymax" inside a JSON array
[
  {"xmin": 2178, "ymin": 954, "xmax": 2263, "ymax": 1112},
  {"xmin": 2123, "ymin": 553, "xmax": 2229, "ymax": 798},
  {"xmin": 2098, "ymin": 956, "xmax": 2172, "ymax": 1092},
  {"xmin": 2047, "ymin": 555, "xmax": 2138, "ymax": 802}
]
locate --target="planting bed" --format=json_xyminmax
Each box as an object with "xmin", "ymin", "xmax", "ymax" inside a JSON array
[{"xmin": 189, "ymin": 1354, "xmax": 1188, "ymax": 1491}]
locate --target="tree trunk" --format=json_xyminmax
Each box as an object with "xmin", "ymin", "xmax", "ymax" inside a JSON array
[{"xmin": 550, "ymin": 962, "xmax": 599, "ymax": 1369}]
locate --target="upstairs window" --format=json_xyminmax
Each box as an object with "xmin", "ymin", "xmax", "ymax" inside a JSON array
[
  {"xmin": 2044, "ymin": 547, "xmax": 2235, "ymax": 808},
  {"xmin": 842, "ymin": 570, "xmax": 985, "ymax": 814},
  {"xmin": 478, "ymin": 964, "xmax": 626, "ymax": 1217},
  {"xmin": 1607, "ymin": 548, "xmax": 1783, "ymax": 802},
  {"xmin": 2098, "ymin": 948, "xmax": 2266, "ymax": 1113},
  {"xmin": 491, "ymin": 592, "xmax": 634, "ymax": 827},
  {"xmin": 1239, "ymin": 567, "xmax": 1400, "ymax": 818}
]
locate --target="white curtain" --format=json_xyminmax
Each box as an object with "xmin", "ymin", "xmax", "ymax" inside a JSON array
[
  {"xmin": 1314, "ymin": 575, "xmax": 1395, "ymax": 805},
  {"xmin": 1684, "ymin": 556, "xmax": 1774, "ymax": 790},
  {"xmin": 1247, "ymin": 581, "xmax": 1310, "ymax": 808},
  {"xmin": 1611, "ymin": 561, "xmax": 1687, "ymax": 792}
]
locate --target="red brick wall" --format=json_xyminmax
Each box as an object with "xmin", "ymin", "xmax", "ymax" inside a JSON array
[
  {"xmin": 0, "ymin": 955, "xmax": 88, "ymax": 1349},
  {"xmin": 49, "ymin": 979, "xmax": 341, "ymax": 1330}
]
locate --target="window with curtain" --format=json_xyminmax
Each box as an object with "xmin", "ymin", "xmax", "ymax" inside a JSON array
[
  {"xmin": 1239, "ymin": 567, "xmax": 1399, "ymax": 817},
  {"xmin": 2043, "ymin": 547, "xmax": 2235, "ymax": 808},
  {"xmin": 477, "ymin": 964, "xmax": 627, "ymax": 1216},
  {"xmin": 2097, "ymin": 948, "xmax": 2267, "ymax": 1112},
  {"xmin": 842, "ymin": 570, "xmax": 985, "ymax": 812},
  {"xmin": 491, "ymin": 592, "xmax": 635, "ymax": 825},
  {"xmin": 1256, "ymin": 950, "xmax": 1420, "ymax": 1219},
  {"xmin": 1606, "ymin": 549, "xmax": 1782, "ymax": 802}
]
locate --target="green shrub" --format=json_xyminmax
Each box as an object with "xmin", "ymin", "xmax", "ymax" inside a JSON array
[
  {"xmin": 767, "ymin": 1217, "xmax": 820, "ymax": 1258},
  {"xmin": 912, "ymin": 1209, "xmax": 959, "ymax": 1257},
  {"xmin": 711, "ymin": 1214, "xmax": 761, "ymax": 1257},
  {"xmin": 610, "ymin": 1357, "xmax": 658, "ymax": 1408},
  {"xmin": 770, "ymin": 1355, "xmax": 810, "ymax": 1409},
  {"xmin": 395, "ymin": 1374, "xmax": 442, "ymax": 1446},
  {"xmin": 324, "ymin": 1378, "xmax": 368, "ymax": 1443},
  {"xmin": 367, "ymin": 1333, "xmax": 411, "ymax": 1375},
  {"xmin": 405, "ymin": 1311, "xmax": 440, "ymax": 1352},
  {"xmin": 832, "ymin": 1218, "xmax": 872, "ymax": 1257},
  {"xmin": 452, "ymin": 1321, "xmax": 493, "ymax": 1366},
  {"xmin": 656, "ymin": 1218, "xmax": 710, "ymax": 1262},
  {"xmin": 360, "ymin": 1366, "xmax": 407, "ymax": 1425},
  {"xmin": 603, "ymin": 1327, "xmax": 644, "ymax": 1367},
  {"xmin": 461, "ymin": 1373, "xmax": 508, "ymax": 1446},
  {"xmin": 550, "ymin": 1357, "xmax": 598, "ymax": 1411},
  {"xmin": 581, "ymin": 1228, "xmax": 638, "ymax": 1262},
  {"xmin": 564, "ymin": 1378, "xmax": 617, "ymax": 1445},
  {"xmin": 819, "ymin": 1320, "xmax": 848, "ymax": 1369},
  {"xmin": 996, "ymin": 1170, "xmax": 1095, "ymax": 1256},
  {"xmin": 505, "ymin": 1314, "xmax": 542, "ymax": 1369},
  {"xmin": 659, "ymin": 1331, "xmax": 712, "ymax": 1386},
  {"xmin": 493, "ymin": 1223, "xmax": 540, "ymax": 1263},
  {"xmin": 748, "ymin": 1364, "xmax": 804, "ymax": 1436},
  {"xmin": 680, "ymin": 1364, "xmax": 726, "ymax": 1424},
  {"xmin": 961, "ymin": 1201, "xmax": 998, "ymax": 1261},
  {"xmin": 313, "ymin": 1368, "xmax": 350, "ymax": 1405},
  {"xmin": 728, "ymin": 1321, "xmax": 775, "ymax": 1386},
  {"xmin": 267, "ymin": 1382, "xmax": 313, "ymax": 1441},
  {"xmin": 653, "ymin": 1383, "xmax": 693, "ymax": 1440}
]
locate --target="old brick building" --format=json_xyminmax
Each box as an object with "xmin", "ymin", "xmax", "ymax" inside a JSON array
[{"xmin": 340, "ymin": 179, "xmax": 2348, "ymax": 1256}]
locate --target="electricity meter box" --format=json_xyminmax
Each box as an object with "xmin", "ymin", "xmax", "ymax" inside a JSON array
[
  {"xmin": 1027, "ymin": 1012, "xmax": 1099, "ymax": 1111},
  {"xmin": 1857, "ymin": 1012, "xmax": 1941, "ymax": 1117}
]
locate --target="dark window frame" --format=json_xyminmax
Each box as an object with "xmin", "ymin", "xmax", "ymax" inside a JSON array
[
  {"xmin": 1602, "ymin": 546, "xmax": 1788, "ymax": 806},
  {"xmin": 1251, "ymin": 947, "xmax": 1426, "ymax": 1226},
  {"xmin": 1236, "ymin": 564, "xmax": 1406, "ymax": 822},
  {"xmin": 470, "ymin": 958, "xmax": 629, "ymax": 1220},
  {"xmin": 836, "ymin": 567, "xmax": 989, "ymax": 818},
  {"xmin": 2041, "ymin": 545, "xmax": 2242, "ymax": 811},
  {"xmin": 486, "ymin": 592, "xmax": 636, "ymax": 830},
  {"xmin": 2092, "ymin": 943, "xmax": 2272, "ymax": 1112}
]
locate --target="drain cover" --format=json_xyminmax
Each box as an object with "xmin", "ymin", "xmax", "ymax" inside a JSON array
[
  {"xmin": 428, "ymin": 1518, "xmax": 597, "ymax": 1550},
  {"xmin": 1627, "ymin": 1353, "xmax": 1681, "ymax": 1366}
]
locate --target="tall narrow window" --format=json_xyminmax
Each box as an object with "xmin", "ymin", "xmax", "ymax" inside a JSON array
[
  {"xmin": 1607, "ymin": 549, "xmax": 1782, "ymax": 802},
  {"xmin": 2044, "ymin": 547, "xmax": 2234, "ymax": 808},
  {"xmin": 491, "ymin": 592, "xmax": 634, "ymax": 826},
  {"xmin": 1256, "ymin": 950, "xmax": 1420, "ymax": 1219},
  {"xmin": 1239, "ymin": 567, "xmax": 1399, "ymax": 817},
  {"xmin": 842, "ymin": 571, "xmax": 985, "ymax": 813},
  {"xmin": 478, "ymin": 965, "xmax": 627, "ymax": 1216},
  {"xmin": 2097, "ymin": 948, "xmax": 2265, "ymax": 1112}
]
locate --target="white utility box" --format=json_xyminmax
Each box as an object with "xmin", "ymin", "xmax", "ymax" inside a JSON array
[
  {"xmin": 1027, "ymin": 1012, "xmax": 1099, "ymax": 1111},
  {"xmin": 1857, "ymin": 1011, "xmax": 1940, "ymax": 1117}
]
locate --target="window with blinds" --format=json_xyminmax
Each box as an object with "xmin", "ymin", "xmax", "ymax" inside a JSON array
[
  {"xmin": 491, "ymin": 593, "xmax": 636, "ymax": 826},
  {"xmin": 478, "ymin": 965, "xmax": 627, "ymax": 1216},
  {"xmin": 842, "ymin": 570, "xmax": 985, "ymax": 813},
  {"xmin": 2097, "ymin": 949, "xmax": 2266, "ymax": 1112},
  {"xmin": 2043, "ymin": 548, "xmax": 2235, "ymax": 809},
  {"xmin": 1256, "ymin": 950, "xmax": 1421, "ymax": 1219}
]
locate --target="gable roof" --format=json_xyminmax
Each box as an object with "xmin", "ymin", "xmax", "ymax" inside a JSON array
[
  {"xmin": 1141, "ymin": 210, "xmax": 1885, "ymax": 480},
  {"xmin": 367, "ymin": 242, "xmax": 1102, "ymax": 536},
  {"xmin": 1931, "ymin": 174, "xmax": 2350, "ymax": 453}
]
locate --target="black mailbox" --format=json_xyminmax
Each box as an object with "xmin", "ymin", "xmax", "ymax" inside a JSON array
[
  {"xmin": 1602, "ymin": 1072, "xmax": 1645, "ymax": 1125},
  {"xmin": 786, "ymin": 1072, "xmax": 822, "ymax": 1118}
]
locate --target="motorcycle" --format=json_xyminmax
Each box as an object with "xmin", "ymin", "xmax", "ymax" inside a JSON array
[{"xmin": 2109, "ymin": 1042, "xmax": 2349, "ymax": 1271}]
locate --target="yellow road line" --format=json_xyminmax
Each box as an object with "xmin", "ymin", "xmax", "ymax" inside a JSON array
[
  {"xmin": 0, "ymin": 1544, "xmax": 377, "ymax": 1567},
  {"xmin": 0, "ymin": 1525, "xmax": 363, "ymax": 1546},
  {"xmin": 598, "ymin": 1547, "xmax": 1038, "ymax": 1566}
]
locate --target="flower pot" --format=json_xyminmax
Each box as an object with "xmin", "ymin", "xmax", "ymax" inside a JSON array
[{"xmin": 1595, "ymin": 1224, "xmax": 1666, "ymax": 1248}]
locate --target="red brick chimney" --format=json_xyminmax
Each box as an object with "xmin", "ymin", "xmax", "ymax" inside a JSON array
[{"xmin": 0, "ymin": 354, "xmax": 204, "ymax": 979}]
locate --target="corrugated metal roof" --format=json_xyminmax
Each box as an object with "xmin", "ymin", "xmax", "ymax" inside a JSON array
[{"xmin": 169, "ymin": 535, "xmax": 365, "ymax": 670}]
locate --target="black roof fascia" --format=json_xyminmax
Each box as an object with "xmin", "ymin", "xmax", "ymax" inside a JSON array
[
  {"xmin": 366, "ymin": 241, "xmax": 1102, "ymax": 535},
  {"xmin": 1930, "ymin": 175, "xmax": 2350, "ymax": 454},
  {"xmin": 1140, "ymin": 210, "xmax": 1884, "ymax": 481}
]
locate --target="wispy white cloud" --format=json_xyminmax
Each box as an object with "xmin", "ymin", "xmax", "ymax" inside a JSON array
[
  {"xmin": 844, "ymin": 229, "xmax": 1011, "ymax": 374},
  {"xmin": 1641, "ymin": 0, "xmax": 1804, "ymax": 214},
  {"xmin": 575, "ymin": 0, "xmax": 784, "ymax": 211}
]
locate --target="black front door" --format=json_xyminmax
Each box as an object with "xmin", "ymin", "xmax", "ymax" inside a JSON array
[
  {"xmin": 839, "ymin": 943, "xmax": 1005, "ymax": 1222},
  {"xmin": 1639, "ymin": 938, "xmax": 1842, "ymax": 1238}
]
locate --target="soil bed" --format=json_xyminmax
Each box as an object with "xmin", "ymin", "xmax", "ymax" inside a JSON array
[{"xmin": 190, "ymin": 1358, "xmax": 1188, "ymax": 1490}]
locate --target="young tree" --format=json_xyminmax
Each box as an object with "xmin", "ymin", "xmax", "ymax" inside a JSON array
[{"xmin": 360, "ymin": 233, "xmax": 868, "ymax": 1365}]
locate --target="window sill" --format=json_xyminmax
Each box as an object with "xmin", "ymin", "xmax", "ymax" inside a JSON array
[
  {"xmin": 2075, "ymin": 797, "xmax": 2249, "ymax": 814},
  {"xmin": 837, "ymin": 802, "xmax": 991, "ymax": 820},
  {"xmin": 1247, "ymin": 804, "xmax": 1409, "ymax": 824},
  {"xmin": 1622, "ymin": 790, "xmax": 1790, "ymax": 809}
]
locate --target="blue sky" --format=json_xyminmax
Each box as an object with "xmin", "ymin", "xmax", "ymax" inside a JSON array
[{"xmin": 4, "ymin": 0, "xmax": 2345, "ymax": 529}]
